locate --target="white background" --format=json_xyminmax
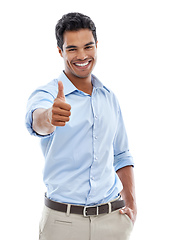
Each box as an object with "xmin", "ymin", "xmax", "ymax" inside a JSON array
[{"xmin": 0, "ymin": 0, "xmax": 186, "ymax": 239}]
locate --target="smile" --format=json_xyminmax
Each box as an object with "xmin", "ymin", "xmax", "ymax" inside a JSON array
[{"xmin": 74, "ymin": 61, "xmax": 91, "ymax": 67}]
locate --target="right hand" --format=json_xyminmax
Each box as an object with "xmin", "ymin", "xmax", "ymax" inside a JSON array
[{"xmin": 48, "ymin": 81, "xmax": 71, "ymax": 127}]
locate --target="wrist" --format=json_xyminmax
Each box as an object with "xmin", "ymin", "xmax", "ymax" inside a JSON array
[
  {"xmin": 45, "ymin": 108, "xmax": 56, "ymax": 131},
  {"xmin": 33, "ymin": 108, "xmax": 56, "ymax": 135},
  {"xmin": 124, "ymin": 198, "xmax": 137, "ymax": 209}
]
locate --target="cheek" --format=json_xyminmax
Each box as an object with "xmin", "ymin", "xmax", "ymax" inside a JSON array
[
  {"xmin": 92, "ymin": 52, "xmax": 97, "ymax": 63},
  {"xmin": 65, "ymin": 57, "xmax": 74, "ymax": 68},
  {"xmin": 63, "ymin": 52, "xmax": 73, "ymax": 63},
  {"xmin": 65, "ymin": 56, "xmax": 76, "ymax": 69},
  {"xmin": 92, "ymin": 50, "xmax": 97, "ymax": 60}
]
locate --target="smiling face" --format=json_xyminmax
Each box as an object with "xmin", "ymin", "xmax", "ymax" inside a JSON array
[{"xmin": 58, "ymin": 29, "xmax": 98, "ymax": 81}]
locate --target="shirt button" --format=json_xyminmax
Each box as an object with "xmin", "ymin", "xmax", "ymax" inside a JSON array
[
  {"xmin": 95, "ymin": 116, "xmax": 98, "ymax": 119},
  {"xmin": 91, "ymin": 176, "xmax": 94, "ymax": 180},
  {"xmin": 94, "ymin": 136, "xmax": 98, "ymax": 139},
  {"xmin": 95, "ymin": 157, "xmax": 98, "ymax": 161}
]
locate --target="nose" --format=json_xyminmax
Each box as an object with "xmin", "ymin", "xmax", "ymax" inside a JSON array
[{"xmin": 77, "ymin": 49, "xmax": 87, "ymax": 60}]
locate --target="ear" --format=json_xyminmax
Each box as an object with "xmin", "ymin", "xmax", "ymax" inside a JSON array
[
  {"xmin": 95, "ymin": 41, "xmax": 98, "ymax": 48},
  {"xmin": 57, "ymin": 46, "xmax": 63, "ymax": 57}
]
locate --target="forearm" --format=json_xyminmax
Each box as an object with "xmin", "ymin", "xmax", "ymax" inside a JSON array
[
  {"xmin": 32, "ymin": 108, "xmax": 56, "ymax": 136},
  {"xmin": 117, "ymin": 166, "xmax": 137, "ymax": 209}
]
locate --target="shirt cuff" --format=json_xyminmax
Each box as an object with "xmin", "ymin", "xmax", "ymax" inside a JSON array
[{"xmin": 114, "ymin": 151, "xmax": 134, "ymax": 172}]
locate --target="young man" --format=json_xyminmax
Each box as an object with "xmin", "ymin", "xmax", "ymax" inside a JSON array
[{"xmin": 26, "ymin": 12, "xmax": 137, "ymax": 240}]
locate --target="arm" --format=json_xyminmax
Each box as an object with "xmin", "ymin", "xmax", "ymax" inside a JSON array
[
  {"xmin": 32, "ymin": 81, "xmax": 71, "ymax": 136},
  {"xmin": 117, "ymin": 166, "xmax": 137, "ymax": 224},
  {"xmin": 32, "ymin": 108, "xmax": 56, "ymax": 135}
]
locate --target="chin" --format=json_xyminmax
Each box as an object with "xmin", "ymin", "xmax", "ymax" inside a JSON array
[{"xmin": 71, "ymin": 68, "xmax": 94, "ymax": 79}]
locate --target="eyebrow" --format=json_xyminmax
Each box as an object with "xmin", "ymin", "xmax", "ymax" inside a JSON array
[
  {"xmin": 65, "ymin": 45, "xmax": 77, "ymax": 49},
  {"xmin": 84, "ymin": 41, "xmax": 95, "ymax": 47},
  {"xmin": 65, "ymin": 41, "xmax": 95, "ymax": 50}
]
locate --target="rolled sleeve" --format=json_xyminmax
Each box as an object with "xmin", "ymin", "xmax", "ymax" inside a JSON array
[
  {"xmin": 114, "ymin": 150, "xmax": 134, "ymax": 172},
  {"xmin": 113, "ymin": 106, "xmax": 134, "ymax": 171},
  {"xmin": 25, "ymin": 80, "xmax": 57, "ymax": 138}
]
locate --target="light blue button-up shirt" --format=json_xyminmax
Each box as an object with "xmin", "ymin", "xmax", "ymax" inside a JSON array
[{"xmin": 25, "ymin": 71, "xmax": 134, "ymax": 206}]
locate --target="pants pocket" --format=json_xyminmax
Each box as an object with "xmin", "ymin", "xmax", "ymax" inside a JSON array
[
  {"xmin": 54, "ymin": 219, "xmax": 72, "ymax": 226},
  {"xmin": 39, "ymin": 206, "xmax": 51, "ymax": 239},
  {"xmin": 124, "ymin": 213, "xmax": 134, "ymax": 229}
]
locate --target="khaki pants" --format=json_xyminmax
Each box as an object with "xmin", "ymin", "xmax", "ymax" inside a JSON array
[{"xmin": 39, "ymin": 205, "xmax": 133, "ymax": 240}]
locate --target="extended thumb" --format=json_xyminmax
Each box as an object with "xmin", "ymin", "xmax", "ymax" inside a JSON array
[{"xmin": 57, "ymin": 81, "xmax": 65, "ymax": 101}]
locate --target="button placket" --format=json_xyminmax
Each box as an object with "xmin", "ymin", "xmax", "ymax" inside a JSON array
[{"xmin": 87, "ymin": 91, "xmax": 99, "ymax": 203}]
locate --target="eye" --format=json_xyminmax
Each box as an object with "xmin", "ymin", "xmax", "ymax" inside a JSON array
[
  {"xmin": 85, "ymin": 46, "xmax": 93, "ymax": 50},
  {"xmin": 68, "ymin": 48, "xmax": 76, "ymax": 52}
]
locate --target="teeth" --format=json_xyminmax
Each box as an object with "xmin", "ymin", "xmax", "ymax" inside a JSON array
[{"xmin": 75, "ymin": 62, "xmax": 89, "ymax": 67}]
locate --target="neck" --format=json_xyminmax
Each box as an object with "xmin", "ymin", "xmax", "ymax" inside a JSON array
[{"xmin": 64, "ymin": 71, "xmax": 93, "ymax": 95}]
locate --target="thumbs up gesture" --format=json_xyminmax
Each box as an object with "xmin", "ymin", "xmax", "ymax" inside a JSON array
[{"xmin": 49, "ymin": 81, "xmax": 71, "ymax": 127}]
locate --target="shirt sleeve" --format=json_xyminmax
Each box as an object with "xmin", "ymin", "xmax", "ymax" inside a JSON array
[
  {"xmin": 25, "ymin": 79, "xmax": 58, "ymax": 138},
  {"xmin": 113, "ymin": 104, "xmax": 134, "ymax": 171}
]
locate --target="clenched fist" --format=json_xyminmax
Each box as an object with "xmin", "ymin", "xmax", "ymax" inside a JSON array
[{"xmin": 48, "ymin": 81, "xmax": 71, "ymax": 127}]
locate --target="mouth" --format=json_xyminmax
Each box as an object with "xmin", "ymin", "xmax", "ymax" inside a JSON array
[{"xmin": 73, "ymin": 60, "xmax": 92, "ymax": 69}]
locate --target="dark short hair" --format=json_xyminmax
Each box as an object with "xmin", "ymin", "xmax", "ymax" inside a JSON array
[{"xmin": 55, "ymin": 12, "xmax": 97, "ymax": 50}]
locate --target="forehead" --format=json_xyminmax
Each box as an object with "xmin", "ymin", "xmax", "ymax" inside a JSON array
[{"xmin": 63, "ymin": 29, "xmax": 95, "ymax": 47}]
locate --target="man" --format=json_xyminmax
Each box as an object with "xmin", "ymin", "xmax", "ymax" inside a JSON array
[{"xmin": 25, "ymin": 12, "xmax": 137, "ymax": 240}]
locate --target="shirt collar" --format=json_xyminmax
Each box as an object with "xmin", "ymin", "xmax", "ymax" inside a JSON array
[
  {"xmin": 91, "ymin": 74, "xmax": 110, "ymax": 92},
  {"xmin": 58, "ymin": 71, "xmax": 110, "ymax": 96},
  {"xmin": 58, "ymin": 71, "xmax": 77, "ymax": 96}
]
